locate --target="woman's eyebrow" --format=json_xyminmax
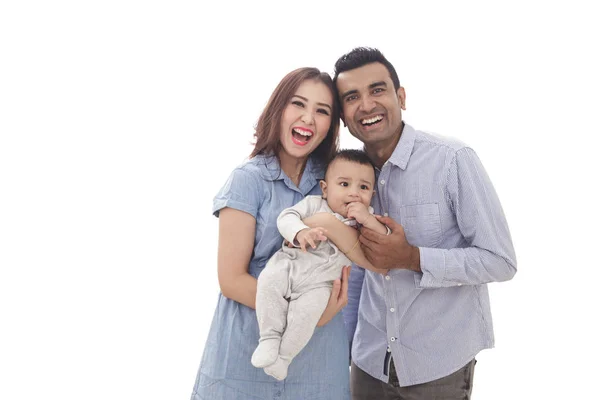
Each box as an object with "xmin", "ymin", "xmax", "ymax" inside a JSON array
[{"xmin": 293, "ymin": 95, "xmax": 332, "ymax": 110}]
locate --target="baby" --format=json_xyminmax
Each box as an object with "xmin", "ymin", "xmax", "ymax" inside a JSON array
[{"xmin": 251, "ymin": 149, "xmax": 389, "ymax": 380}]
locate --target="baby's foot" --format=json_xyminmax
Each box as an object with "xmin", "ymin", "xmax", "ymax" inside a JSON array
[
  {"xmin": 263, "ymin": 357, "xmax": 289, "ymax": 381},
  {"xmin": 251, "ymin": 340, "xmax": 280, "ymax": 368}
]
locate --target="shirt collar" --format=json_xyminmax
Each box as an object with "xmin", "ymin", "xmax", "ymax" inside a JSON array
[
  {"xmin": 255, "ymin": 154, "xmax": 322, "ymax": 195},
  {"xmin": 387, "ymin": 122, "xmax": 416, "ymax": 170}
]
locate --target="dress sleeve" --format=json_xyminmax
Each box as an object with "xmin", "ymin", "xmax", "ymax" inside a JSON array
[{"xmin": 212, "ymin": 167, "xmax": 262, "ymax": 218}]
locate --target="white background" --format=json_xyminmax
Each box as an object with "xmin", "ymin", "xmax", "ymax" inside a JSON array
[{"xmin": 1, "ymin": 1, "xmax": 599, "ymax": 399}]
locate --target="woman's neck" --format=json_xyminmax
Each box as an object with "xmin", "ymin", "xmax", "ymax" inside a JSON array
[{"xmin": 278, "ymin": 152, "xmax": 307, "ymax": 187}]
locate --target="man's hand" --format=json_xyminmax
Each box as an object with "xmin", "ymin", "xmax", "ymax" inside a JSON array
[
  {"xmin": 317, "ymin": 265, "xmax": 350, "ymax": 327},
  {"xmin": 295, "ymin": 227, "xmax": 328, "ymax": 252},
  {"xmin": 359, "ymin": 216, "xmax": 421, "ymax": 272}
]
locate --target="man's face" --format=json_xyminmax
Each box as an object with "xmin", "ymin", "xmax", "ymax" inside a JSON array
[
  {"xmin": 320, "ymin": 158, "xmax": 375, "ymax": 218},
  {"xmin": 336, "ymin": 62, "xmax": 406, "ymax": 147}
]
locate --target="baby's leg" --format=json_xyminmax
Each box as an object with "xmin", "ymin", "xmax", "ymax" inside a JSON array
[
  {"xmin": 263, "ymin": 287, "xmax": 331, "ymax": 380},
  {"xmin": 251, "ymin": 257, "xmax": 291, "ymax": 368}
]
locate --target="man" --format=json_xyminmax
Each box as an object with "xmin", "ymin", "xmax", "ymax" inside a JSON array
[{"xmin": 334, "ymin": 47, "xmax": 517, "ymax": 399}]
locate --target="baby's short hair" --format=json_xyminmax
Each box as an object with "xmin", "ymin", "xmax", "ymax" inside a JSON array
[{"xmin": 326, "ymin": 149, "xmax": 375, "ymax": 173}]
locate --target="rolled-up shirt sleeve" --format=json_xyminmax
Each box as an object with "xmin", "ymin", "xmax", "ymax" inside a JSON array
[
  {"xmin": 213, "ymin": 167, "xmax": 262, "ymax": 218},
  {"xmin": 419, "ymin": 147, "xmax": 517, "ymax": 288}
]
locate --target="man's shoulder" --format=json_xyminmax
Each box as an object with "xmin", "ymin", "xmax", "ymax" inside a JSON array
[{"xmin": 413, "ymin": 128, "xmax": 469, "ymax": 153}]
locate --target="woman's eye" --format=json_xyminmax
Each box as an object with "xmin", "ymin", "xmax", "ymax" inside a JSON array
[
  {"xmin": 317, "ymin": 108, "xmax": 330, "ymax": 116},
  {"xmin": 292, "ymin": 100, "xmax": 304, "ymax": 107}
]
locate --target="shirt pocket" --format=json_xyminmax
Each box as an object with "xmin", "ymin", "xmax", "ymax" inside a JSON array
[{"xmin": 397, "ymin": 203, "xmax": 443, "ymax": 248}]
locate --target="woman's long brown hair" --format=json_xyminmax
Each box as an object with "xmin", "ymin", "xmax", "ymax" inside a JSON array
[{"xmin": 250, "ymin": 67, "xmax": 340, "ymax": 168}]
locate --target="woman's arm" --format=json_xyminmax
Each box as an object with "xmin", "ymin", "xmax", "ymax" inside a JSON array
[
  {"xmin": 217, "ymin": 207, "xmax": 258, "ymax": 309},
  {"xmin": 302, "ymin": 213, "xmax": 388, "ymax": 274}
]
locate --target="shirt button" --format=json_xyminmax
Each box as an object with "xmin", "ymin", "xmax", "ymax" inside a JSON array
[
  {"xmin": 383, "ymin": 212, "xmax": 388, "ymax": 217},
  {"xmin": 390, "ymin": 337, "xmax": 396, "ymax": 342},
  {"xmin": 380, "ymin": 179, "xmax": 386, "ymax": 185},
  {"xmin": 458, "ymin": 283, "xmax": 462, "ymax": 287},
  {"xmin": 385, "ymin": 275, "xmax": 391, "ymax": 281},
  {"xmin": 390, "ymin": 308, "xmax": 395, "ymax": 312}
]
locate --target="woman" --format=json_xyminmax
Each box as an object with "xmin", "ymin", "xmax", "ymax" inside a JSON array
[{"xmin": 190, "ymin": 68, "xmax": 351, "ymax": 399}]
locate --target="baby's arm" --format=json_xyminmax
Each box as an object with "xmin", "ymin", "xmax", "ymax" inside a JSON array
[
  {"xmin": 346, "ymin": 202, "xmax": 389, "ymax": 235},
  {"xmin": 302, "ymin": 213, "xmax": 388, "ymax": 274}
]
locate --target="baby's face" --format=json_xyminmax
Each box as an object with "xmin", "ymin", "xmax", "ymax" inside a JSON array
[{"xmin": 320, "ymin": 158, "xmax": 375, "ymax": 217}]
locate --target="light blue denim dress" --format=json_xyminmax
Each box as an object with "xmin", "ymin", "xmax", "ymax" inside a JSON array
[{"xmin": 191, "ymin": 155, "xmax": 350, "ymax": 400}]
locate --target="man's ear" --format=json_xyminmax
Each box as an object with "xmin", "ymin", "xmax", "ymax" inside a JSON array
[
  {"xmin": 397, "ymin": 87, "xmax": 406, "ymax": 110},
  {"xmin": 319, "ymin": 180, "xmax": 327, "ymax": 198}
]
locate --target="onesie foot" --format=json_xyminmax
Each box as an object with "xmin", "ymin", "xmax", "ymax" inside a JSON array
[
  {"xmin": 251, "ymin": 340, "xmax": 280, "ymax": 368},
  {"xmin": 263, "ymin": 357, "xmax": 289, "ymax": 381}
]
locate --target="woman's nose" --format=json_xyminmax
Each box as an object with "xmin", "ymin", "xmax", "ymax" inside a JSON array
[{"xmin": 301, "ymin": 110, "xmax": 315, "ymax": 125}]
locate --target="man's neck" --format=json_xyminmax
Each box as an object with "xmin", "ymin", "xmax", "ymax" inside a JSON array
[{"xmin": 365, "ymin": 122, "xmax": 404, "ymax": 169}]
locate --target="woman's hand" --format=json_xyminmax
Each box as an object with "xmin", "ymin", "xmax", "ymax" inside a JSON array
[{"xmin": 316, "ymin": 265, "xmax": 350, "ymax": 327}]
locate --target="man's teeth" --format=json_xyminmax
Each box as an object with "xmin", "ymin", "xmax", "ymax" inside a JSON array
[
  {"xmin": 361, "ymin": 115, "xmax": 383, "ymax": 125},
  {"xmin": 293, "ymin": 128, "xmax": 313, "ymax": 137}
]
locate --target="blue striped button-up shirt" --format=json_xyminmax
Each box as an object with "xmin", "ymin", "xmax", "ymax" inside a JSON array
[{"xmin": 344, "ymin": 123, "xmax": 517, "ymax": 386}]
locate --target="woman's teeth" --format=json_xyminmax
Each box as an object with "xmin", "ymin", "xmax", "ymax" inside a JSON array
[{"xmin": 293, "ymin": 128, "xmax": 313, "ymax": 137}]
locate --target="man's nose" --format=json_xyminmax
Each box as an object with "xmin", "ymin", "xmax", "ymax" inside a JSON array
[{"xmin": 359, "ymin": 96, "xmax": 376, "ymax": 113}]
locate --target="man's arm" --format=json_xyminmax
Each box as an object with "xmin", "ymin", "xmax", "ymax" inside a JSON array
[{"xmin": 360, "ymin": 147, "xmax": 516, "ymax": 287}]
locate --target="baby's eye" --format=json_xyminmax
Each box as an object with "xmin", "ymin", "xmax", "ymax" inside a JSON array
[
  {"xmin": 339, "ymin": 182, "xmax": 348, "ymax": 187},
  {"xmin": 360, "ymin": 184, "xmax": 370, "ymax": 190}
]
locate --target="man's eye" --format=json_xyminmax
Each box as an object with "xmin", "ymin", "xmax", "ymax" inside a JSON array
[
  {"xmin": 345, "ymin": 95, "xmax": 357, "ymax": 102},
  {"xmin": 373, "ymin": 88, "xmax": 384, "ymax": 94}
]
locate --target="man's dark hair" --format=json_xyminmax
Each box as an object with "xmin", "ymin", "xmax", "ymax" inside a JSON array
[
  {"xmin": 327, "ymin": 149, "xmax": 375, "ymax": 173},
  {"xmin": 333, "ymin": 47, "xmax": 400, "ymax": 91}
]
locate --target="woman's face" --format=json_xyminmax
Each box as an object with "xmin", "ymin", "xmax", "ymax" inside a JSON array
[{"xmin": 278, "ymin": 79, "xmax": 333, "ymax": 162}]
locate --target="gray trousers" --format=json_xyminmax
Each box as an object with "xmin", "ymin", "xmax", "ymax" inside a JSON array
[{"xmin": 351, "ymin": 359, "xmax": 476, "ymax": 400}]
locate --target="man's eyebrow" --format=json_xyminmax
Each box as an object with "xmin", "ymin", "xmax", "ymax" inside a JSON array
[
  {"xmin": 369, "ymin": 81, "xmax": 387, "ymax": 89},
  {"xmin": 293, "ymin": 95, "xmax": 332, "ymax": 110},
  {"xmin": 340, "ymin": 89, "xmax": 358, "ymax": 99},
  {"xmin": 340, "ymin": 81, "xmax": 387, "ymax": 99}
]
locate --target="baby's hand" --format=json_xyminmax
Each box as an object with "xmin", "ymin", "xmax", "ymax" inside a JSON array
[
  {"xmin": 346, "ymin": 202, "xmax": 372, "ymax": 225},
  {"xmin": 295, "ymin": 227, "xmax": 328, "ymax": 252}
]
